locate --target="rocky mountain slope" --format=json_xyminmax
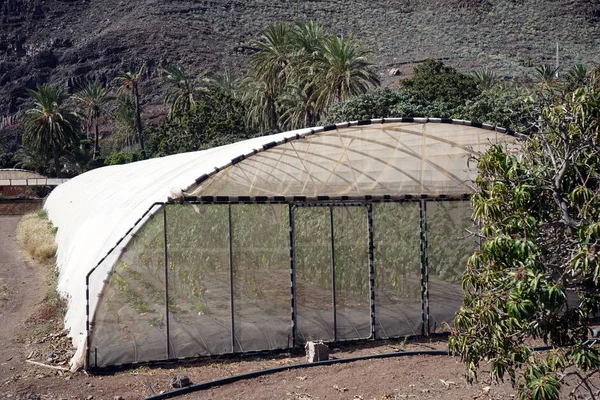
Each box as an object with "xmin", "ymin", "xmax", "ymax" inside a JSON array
[{"xmin": 1, "ymin": 0, "xmax": 600, "ymax": 114}]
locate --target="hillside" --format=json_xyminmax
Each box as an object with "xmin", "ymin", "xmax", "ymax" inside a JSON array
[{"xmin": 1, "ymin": 0, "xmax": 600, "ymax": 114}]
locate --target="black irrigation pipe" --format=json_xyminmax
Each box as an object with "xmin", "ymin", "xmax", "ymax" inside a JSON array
[{"xmin": 143, "ymin": 339, "xmax": 600, "ymax": 400}]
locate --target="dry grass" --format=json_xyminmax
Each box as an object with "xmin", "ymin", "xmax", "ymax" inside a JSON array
[
  {"xmin": 15, "ymin": 210, "xmax": 68, "ymax": 339},
  {"xmin": 16, "ymin": 210, "xmax": 58, "ymax": 265}
]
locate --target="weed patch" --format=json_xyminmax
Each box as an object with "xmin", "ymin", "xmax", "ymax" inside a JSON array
[
  {"xmin": 16, "ymin": 210, "xmax": 58, "ymax": 264},
  {"xmin": 15, "ymin": 211, "xmax": 68, "ymax": 345}
]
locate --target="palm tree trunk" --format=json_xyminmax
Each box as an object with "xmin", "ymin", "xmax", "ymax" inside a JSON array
[
  {"xmin": 93, "ymin": 112, "xmax": 100, "ymax": 160},
  {"xmin": 53, "ymin": 148, "xmax": 61, "ymax": 178},
  {"xmin": 133, "ymin": 84, "xmax": 144, "ymax": 152}
]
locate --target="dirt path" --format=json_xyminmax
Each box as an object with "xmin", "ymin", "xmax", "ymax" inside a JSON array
[{"xmin": 0, "ymin": 216, "xmax": 46, "ymax": 377}]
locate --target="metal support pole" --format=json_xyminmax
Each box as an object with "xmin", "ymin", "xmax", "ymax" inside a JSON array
[
  {"xmin": 288, "ymin": 204, "xmax": 297, "ymax": 347},
  {"xmin": 85, "ymin": 275, "xmax": 91, "ymax": 369},
  {"xmin": 418, "ymin": 200, "xmax": 430, "ymax": 336},
  {"xmin": 228, "ymin": 204, "xmax": 236, "ymax": 352},
  {"xmin": 330, "ymin": 206, "xmax": 337, "ymax": 341},
  {"xmin": 367, "ymin": 204, "xmax": 376, "ymax": 340},
  {"xmin": 163, "ymin": 205, "xmax": 171, "ymax": 358}
]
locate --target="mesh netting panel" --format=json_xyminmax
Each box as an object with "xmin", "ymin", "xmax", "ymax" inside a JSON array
[
  {"xmin": 165, "ymin": 204, "xmax": 233, "ymax": 358},
  {"xmin": 231, "ymin": 204, "xmax": 291, "ymax": 352},
  {"xmin": 294, "ymin": 206, "xmax": 334, "ymax": 342},
  {"xmin": 332, "ymin": 206, "xmax": 370, "ymax": 340},
  {"xmin": 90, "ymin": 206, "xmax": 167, "ymax": 367},
  {"xmin": 188, "ymin": 123, "xmax": 521, "ymax": 198},
  {"xmin": 373, "ymin": 203, "xmax": 422, "ymax": 338},
  {"xmin": 427, "ymin": 201, "xmax": 475, "ymax": 333}
]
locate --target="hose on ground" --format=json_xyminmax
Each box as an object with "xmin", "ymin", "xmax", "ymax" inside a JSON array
[{"xmin": 144, "ymin": 338, "xmax": 600, "ymax": 400}]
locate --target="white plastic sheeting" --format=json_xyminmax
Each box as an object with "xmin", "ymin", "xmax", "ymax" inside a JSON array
[{"xmin": 43, "ymin": 119, "xmax": 523, "ymax": 369}]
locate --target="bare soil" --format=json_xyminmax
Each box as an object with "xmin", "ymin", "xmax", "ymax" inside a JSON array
[{"xmin": 1, "ymin": 214, "xmax": 521, "ymax": 400}]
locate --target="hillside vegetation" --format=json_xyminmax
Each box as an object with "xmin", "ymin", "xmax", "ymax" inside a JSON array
[{"xmin": 1, "ymin": 0, "xmax": 600, "ymax": 113}]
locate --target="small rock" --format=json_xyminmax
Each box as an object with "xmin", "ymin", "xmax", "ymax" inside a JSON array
[
  {"xmin": 86, "ymin": 395, "xmax": 93, "ymax": 400},
  {"xmin": 170, "ymin": 375, "xmax": 192, "ymax": 388},
  {"xmin": 27, "ymin": 394, "xmax": 39, "ymax": 400},
  {"xmin": 65, "ymin": 376, "xmax": 71, "ymax": 381},
  {"xmin": 113, "ymin": 396, "xmax": 124, "ymax": 400}
]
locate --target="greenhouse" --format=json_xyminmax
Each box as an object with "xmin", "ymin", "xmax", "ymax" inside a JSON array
[{"xmin": 44, "ymin": 118, "xmax": 525, "ymax": 370}]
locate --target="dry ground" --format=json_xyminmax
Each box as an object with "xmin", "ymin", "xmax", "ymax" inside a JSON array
[{"xmin": 1, "ymin": 214, "xmax": 520, "ymax": 400}]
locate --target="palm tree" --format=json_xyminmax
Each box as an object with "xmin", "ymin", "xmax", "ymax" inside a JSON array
[
  {"xmin": 277, "ymin": 83, "xmax": 318, "ymax": 130},
  {"xmin": 245, "ymin": 23, "xmax": 293, "ymax": 131},
  {"xmin": 282, "ymin": 22, "xmax": 332, "ymax": 127},
  {"xmin": 212, "ymin": 70, "xmax": 241, "ymax": 98},
  {"xmin": 314, "ymin": 35, "xmax": 380, "ymax": 113},
  {"xmin": 23, "ymin": 84, "xmax": 81, "ymax": 178},
  {"xmin": 13, "ymin": 145, "xmax": 51, "ymax": 174},
  {"xmin": 471, "ymin": 68, "xmax": 498, "ymax": 91},
  {"xmin": 163, "ymin": 65, "xmax": 200, "ymax": 116},
  {"xmin": 73, "ymin": 80, "xmax": 111, "ymax": 159},
  {"xmin": 534, "ymin": 64, "xmax": 559, "ymax": 86},
  {"xmin": 115, "ymin": 63, "xmax": 145, "ymax": 151},
  {"xmin": 113, "ymin": 94, "xmax": 137, "ymax": 149},
  {"xmin": 564, "ymin": 63, "xmax": 588, "ymax": 88}
]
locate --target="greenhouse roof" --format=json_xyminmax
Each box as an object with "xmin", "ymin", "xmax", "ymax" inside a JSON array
[{"xmin": 43, "ymin": 118, "xmax": 525, "ymax": 369}]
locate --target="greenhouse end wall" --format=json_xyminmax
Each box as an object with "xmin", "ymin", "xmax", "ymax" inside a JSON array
[{"xmin": 88, "ymin": 198, "xmax": 476, "ymax": 368}]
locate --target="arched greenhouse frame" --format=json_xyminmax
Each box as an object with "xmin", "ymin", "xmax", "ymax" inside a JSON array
[{"xmin": 44, "ymin": 118, "xmax": 525, "ymax": 370}]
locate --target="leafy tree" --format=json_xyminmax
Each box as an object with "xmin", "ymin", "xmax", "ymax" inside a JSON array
[
  {"xmin": 400, "ymin": 59, "xmax": 480, "ymax": 109},
  {"xmin": 460, "ymin": 84, "xmax": 536, "ymax": 133},
  {"xmin": 61, "ymin": 138, "xmax": 103, "ymax": 175},
  {"xmin": 104, "ymin": 150, "xmax": 144, "ymax": 166},
  {"xmin": 73, "ymin": 80, "xmax": 111, "ymax": 159},
  {"xmin": 115, "ymin": 64, "xmax": 146, "ymax": 152},
  {"xmin": 450, "ymin": 69, "xmax": 600, "ymax": 400},
  {"xmin": 147, "ymin": 88, "xmax": 255, "ymax": 157},
  {"xmin": 324, "ymin": 87, "xmax": 454, "ymax": 123},
  {"xmin": 22, "ymin": 84, "xmax": 81, "ymax": 177}
]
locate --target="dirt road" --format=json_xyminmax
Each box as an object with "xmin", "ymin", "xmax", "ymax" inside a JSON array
[{"xmin": 0, "ymin": 216, "xmax": 45, "ymax": 378}]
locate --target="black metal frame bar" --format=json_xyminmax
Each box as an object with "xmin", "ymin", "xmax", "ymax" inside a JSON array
[
  {"xmin": 172, "ymin": 194, "xmax": 469, "ymax": 205},
  {"xmin": 289, "ymin": 204, "xmax": 297, "ymax": 347},
  {"xmin": 367, "ymin": 203, "xmax": 376, "ymax": 340},
  {"xmin": 329, "ymin": 205, "xmax": 337, "ymax": 341},
  {"xmin": 228, "ymin": 204, "xmax": 236, "ymax": 352},
  {"xmin": 419, "ymin": 200, "xmax": 430, "ymax": 336},
  {"xmin": 163, "ymin": 205, "xmax": 171, "ymax": 359}
]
